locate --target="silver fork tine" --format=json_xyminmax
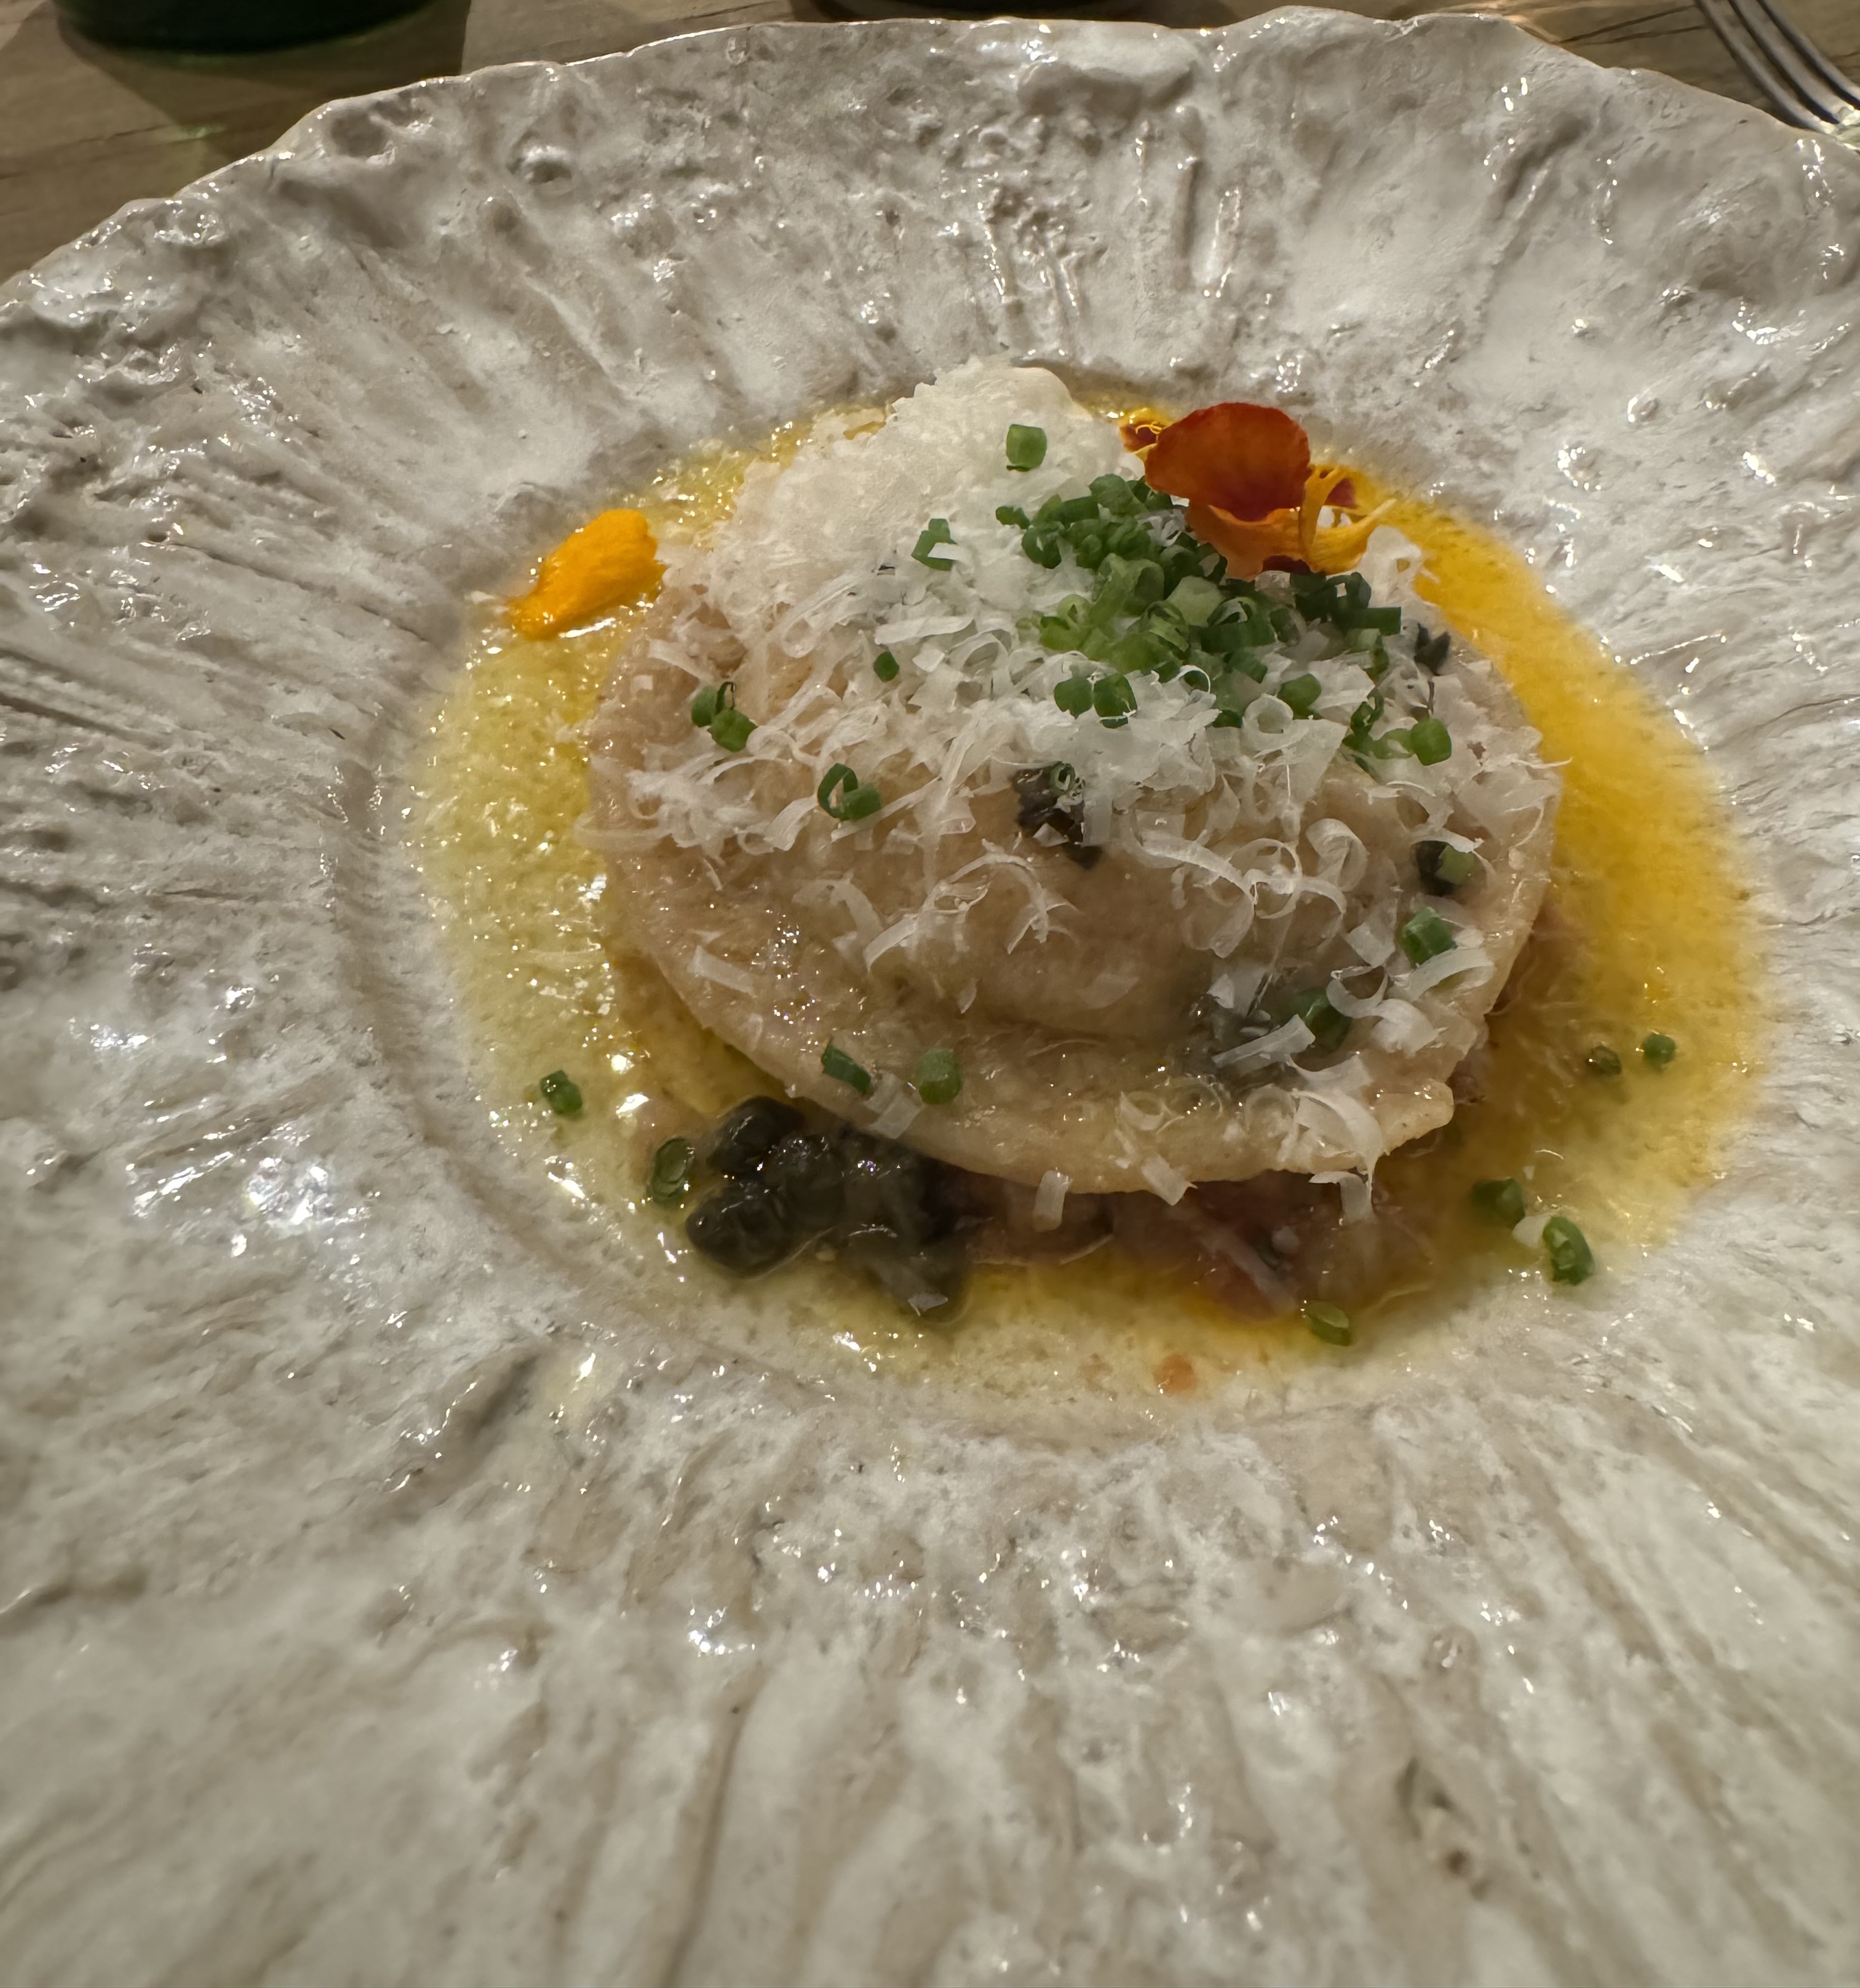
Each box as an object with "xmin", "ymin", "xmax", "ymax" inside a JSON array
[
  {"xmin": 1696, "ymin": 0, "xmax": 1859, "ymax": 136},
  {"xmin": 1727, "ymin": 0, "xmax": 1860, "ymax": 121},
  {"xmin": 1736, "ymin": 0, "xmax": 1860, "ymax": 109}
]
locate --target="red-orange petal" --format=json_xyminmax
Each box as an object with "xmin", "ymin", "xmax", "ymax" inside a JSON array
[{"xmin": 1143, "ymin": 402, "xmax": 1312, "ymax": 522}]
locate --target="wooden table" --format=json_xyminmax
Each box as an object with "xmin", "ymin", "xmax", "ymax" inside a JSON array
[{"xmin": 2, "ymin": 0, "xmax": 1854, "ymax": 285}]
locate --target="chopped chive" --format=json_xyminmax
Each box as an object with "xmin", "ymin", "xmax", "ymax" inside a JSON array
[
  {"xmin": 817, "ymin": 763, "xmax": 883, "ymax": 822},
  {"xmin": 1055, "ymin": 495, "xmax": 1097, "ymax": 526},
  {"xmin": 1416, "ymin": 840, "xmax": 1476, "ymax": 894},
  {"xmin": 995, "ymin": 503, "xmax": 1031, "ymax": 529},
  {"xmin": 1181, "ymin": 667, "xmax": 1212, "ymax": 694},
  {"xmin": 1021, "ymin": 527, "xmax": 1063, "ymax": 569},
  {"xmin": 1092, "ymin": 674, "xmax": 1137, "ymax": 725},
  {"xmin": 872, "ymin": 648, "xmax": 900, "ymax": 682},
  {"xmin": 1070, "ymin": 529, "xmax": 1108, "ymax": 571},
  {"xmin": 1054, "ymin": 673, "xmax": 1095, "ymax": 717},
  {"xmin": 1407, "ymin": 716, "xmax": 1452, "ymax": 765},
  {"xmin": 709, "ymin": 704, "xmax": 755, "ymax": 752},
  {"xmin": 1165, "ymin": 575, "xmax": 1224, "ymax": 624},
  {"xmin": 1399, "ymin": 905, "xmax": 1457, "ymax": 965},
  {"xmin": 694, "ymin": 680, "xmax": 753, "ymax": 751},
  {"xmin": 1302, "ymin": 1300, "xmax": 1354, "ymax": 1346},
  {"xmin": 539, "ymin": 1069, "xmax": 582, "ymax": 1116},
  {"xmin": 821, "ymin": 1041, "xmax": 873, "ymax": 1095},
  {"xmin": 1285, "ymin": 986, "xmax": 1351, "ymax": 1054},
  {"xmin": 1543, "ymin": 1214, "xmax": 1596, "ymax": 1285},
  {"xmin": 913, "ymin": 518, "xmax": 956, "ymax": 569},
  {"xmin": 1005, "ymin": 423, "xmax": 1047, "ymax": 471},
  {"xmin": 648, "ymin": 1135, "xmax": 694, "ymax": 1204},
  {"xmin": 1089, "ymin": 473, "xmax": 1139, "ymax": 515},
  {"xmin": 1278, "ymin": 673, "xmax": 1323, "ymax": 718},
  {"xmin": 913, "ymin": 1047, "xmax": 963, "ymax": 1105},
  {"xmin": 1414, "ymin": 626, "xmax": 1452, "ymax": 672},
  {"xmin": 1586, "ymin": 1044, "xmax": 1623, "ymax": 1078},
  {"xmin": 1470, "ymin": 1176, "xmax": 1527, "ymax": 1227},
  {"xmin": 1038, "ymin": 595, "xmax": 1094, "ymax": 652},
  {"xmin": 1642, "ymin": 1032, "xmax": 1677, "ymax": 1068}
]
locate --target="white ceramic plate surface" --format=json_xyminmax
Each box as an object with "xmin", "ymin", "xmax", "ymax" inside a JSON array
[{"xmin": 1, "ymin": 14, "xmax": 1857, "ymax": 1983}]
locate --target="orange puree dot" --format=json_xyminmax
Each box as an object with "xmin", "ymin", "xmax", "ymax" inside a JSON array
[
  {"xmin": 1153, "ymin": 1352, "xmax": 1198, "ymax": 1395},
  {"xmin": 509, "ymin": 508, "xmax": 662, "ymax": 640}
]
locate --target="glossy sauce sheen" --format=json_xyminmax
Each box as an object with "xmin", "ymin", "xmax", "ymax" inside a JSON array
[{"xmin": 411, "ymin": 424, "xmax": 1763, "ymax": 1398}]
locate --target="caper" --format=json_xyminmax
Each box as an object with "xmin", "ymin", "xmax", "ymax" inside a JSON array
[
  {"xmin": 686, "ymin": 1179, "xmax": 795, "ymax": 1273},
  {"xmin": 701, "ymin": 1096, "xmax": 806, "ymax": 1179},
  {"xmin": 758, "ymin": 1132, "xmax": 844, "ymax": 1231}
]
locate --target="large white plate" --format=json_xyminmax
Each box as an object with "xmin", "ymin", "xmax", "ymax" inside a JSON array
[{"xmin": 2, "ymin": 13, "xmax": 1856, "ymax": 1982}]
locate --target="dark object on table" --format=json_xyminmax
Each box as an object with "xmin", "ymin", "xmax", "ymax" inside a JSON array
[{"xmin": 57, "ymin": 0, "xmax": 431, "ymax": 50}]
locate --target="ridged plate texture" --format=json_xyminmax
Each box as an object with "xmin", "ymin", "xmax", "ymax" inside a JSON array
[{"xmin": 1, "ymin": 14, "xmax": 1856, "ymax": 1984}]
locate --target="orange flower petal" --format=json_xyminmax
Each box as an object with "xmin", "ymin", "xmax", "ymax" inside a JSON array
[
  {"xmin": 511, "ymin": 507, "xmax": 663, "ymax": 640},
  {"xmin": 1184, "ymin": 502, "xmax": 1300, "ymax": 581},
  {"xmin": 1143, "ymin": 402, "xmax": 1311, "ymax": 522},
  {"xmin": 1119, "ymin": 407, "xmax": 1171, "ymax": 453}
]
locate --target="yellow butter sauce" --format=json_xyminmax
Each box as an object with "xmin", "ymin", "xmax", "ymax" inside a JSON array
[{"xmin": 409, "ymin": 427, "xmax": 1763, "ymax": 1401}]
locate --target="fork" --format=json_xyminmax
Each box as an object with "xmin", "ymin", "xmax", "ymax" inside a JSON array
[{"xmin": 1697, "ymin": 0, "xmax": 1860, "ymax": 142}]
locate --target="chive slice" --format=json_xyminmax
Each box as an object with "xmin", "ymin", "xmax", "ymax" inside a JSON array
[
  {"xmin": 1038, "ymin": 595, "xmax": 1094, "ymax": 653},
  {"xmin": 1166, "ymin": 575, "xmax": 1223, "ymax": 625},
  {"xmin": 1399, "ymin": 906, "xmax": 1457, "ymax": 965},
  {"xmin": 1470, "ymin": 1177, "xmax": 1526, "ymax": 1227},
  {"xmin": 1005, "ymin": 423, "xmax": 1047, "ymax": 471},
  {"xmin": 1302, "ymin": 1300, "xmax": 1354, "ymax": 1346},
  {"xmin": 694, "ymin": 679, "xmax": 753, "ymax": 752},
  {"xmin": 1055, "ymin": 495, "xmax": 1097, "ymax": 525},
  {"xmin": 1054, "ymin": 674, "xmax": 1095, "ymax": 717},
  {"xmin": 1543, "ymin": 1214, "xmax": 1596, "ymax": 1284},
  {"xmin": 1092, "ymin": 674, "xmax": 1137, "ymax": 725},
  {"xmin": 1285, "ymin": 986, "xmax": 1351, "ymax": 1054},
  {"xmin": 1181, "ymin": 667, "xmax": 1212, "ymax": 694},
  {"xmin": 1021, "ymin": 527, "xmax": 1063, "ymax": 569},
  {"xmin": 817, "ymin": 763, "xmax": 883, "ymax": 822},
  {"xmin": 709, "ymin": 705, "xmax": 755, "ymax": 752},
  {"xmin": 539, "ymin": 1069, "xmax": 582, "ymax": 1116},
  {"xmin": 648, "ymin": 1135, "xmax": 694, "ymax": 1204},
  {"xmin": 821, "ymin": 1042, "xmax": 873, "ymax": 1096},
  {"xmin": 872, "ymin": 649, "xmax": 900, "ymax": 682},
  {"xmin": 912, "ymin": 518, "xmax": 956, "ymax": 569},
  {"xmin": 1089, "ymin": 472, "xmax": 1139, "ymax": 515},
  {"xmin": 1642, "ymin": 1032, "xmax": 1677, "ymax": 1068},
  {"xmin": 996, "ymin": 503, "xmax": 1031, "ymax": 529},
  {"xmin": 913, "ymin": 1048, "xmax": 963, "ymax": 1105},
  {"xmin": 1416, "ymin": 841, "xmax": 1476, "ymax": 894},
  {"xmin": 1407, "ymin": 716, "xmax": 1452, "ymax": 765},
  {"xmin": 1278, "ymin": 673, "xmax": 1323, "ymax": 718},
  {"xmin": 1586, "ymin": 1044, "xmax": 1623, "ymax": 1077}
]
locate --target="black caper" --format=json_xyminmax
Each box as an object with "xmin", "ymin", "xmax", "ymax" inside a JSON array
[
  {"xmin": 758, "ymin": 1132, "xmax": 844, "ymax": 1231},
  {"xmin": 686, "ymin": 1179, "xmax": 795, "ymax": 1273},
  {"xmin": 1414, "ymin": 626, "xmax": 1452, "ymax": 673},
  {"xmin": 838, "ymin": 1132, "xmax": 958, "ymax": 1248},
  {"xmin": 1011, "ymin": 766, "xmax": 1099, "ymax": 870},
  {"xmin": 701, "ymin": 1096, "xmax": 806, "ymax": 1179}
]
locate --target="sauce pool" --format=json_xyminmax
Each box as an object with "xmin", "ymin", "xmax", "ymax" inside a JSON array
[{"xmin": 409, "ymin": 423, "xmax": 1763, "ymax": 1402}]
